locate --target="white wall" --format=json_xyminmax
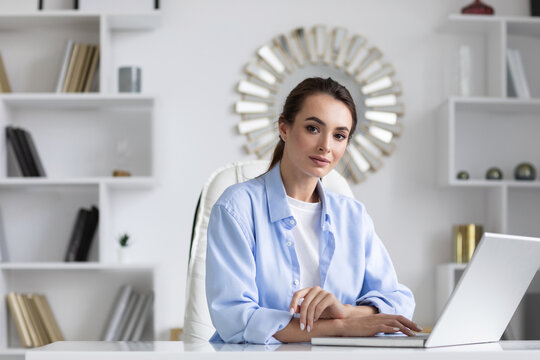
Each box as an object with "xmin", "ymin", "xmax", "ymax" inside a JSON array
[{"xmin": 6, "ymin": 0, "xmax": 531, "ymax": 339}]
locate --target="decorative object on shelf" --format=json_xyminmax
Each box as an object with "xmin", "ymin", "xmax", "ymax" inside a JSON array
[
  {"xmin": 514, "ymin": 162, "xmax": 536, "ymax": 180},
  {"xmin": 113, "ymin": 170, "xmax": 132, "ymax": 177},
  {"xmin": 117, "ymin": 233, "xmax": 132, "ymax": 264},
  {"xmin": 118, "ymin": 66, "xmax": 142, "ymax": 93},
  {"xmin": 532, "ymin": 0, "xmax": 540, "ymax": 16},
  {"xmin": 170, "ymin": 327, "xmax": 183, "ymax": 341},
  {"xmin": 453, "ymin": 224, "xmax": 483, "ymax": 263},
  {"xmin": 79, "ymin": 0, "xmax": 158, "ymax": 12},
  {"xmin": 461, "ymin": 0, "xmax": 494, "ymax": 15},
  {"xmin": 234, "ymin": 25, "xmax": 404, "ymax": 184},
  {"xmin": 56, "ymin": 42, "xmax": 100, "ymax": 93},
  {"xmin": 5, "ymin": 126, "xmax": 46, "ymax": 177},
  {"xmin": 456, "ymin": 170, "xmax": 469, "ymax": 180},
  {"xmin": 485, "ymin": 167, "xmax": 503, "ymax": 180}
]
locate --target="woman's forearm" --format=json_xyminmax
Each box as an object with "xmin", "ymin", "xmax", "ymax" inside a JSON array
[
  {"xmin": 344, "ymin": 304, "xmax": 378, "ymax": 317},
  {"xmin": 274, "ymin": 317, "xmax": 343, "ymax": 343}
]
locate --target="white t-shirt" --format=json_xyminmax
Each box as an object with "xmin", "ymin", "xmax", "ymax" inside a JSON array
[{"xmin": 287, "ymin": 195, "xmax": 322, "ymax": 288}]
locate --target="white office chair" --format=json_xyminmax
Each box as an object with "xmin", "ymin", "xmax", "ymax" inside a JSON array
[{"xmin": 183, "ymin": 160, "xmax": 355, "ymax": 342}]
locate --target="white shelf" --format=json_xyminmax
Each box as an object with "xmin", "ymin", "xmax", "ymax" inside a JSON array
[
  {"xmin": 0, "ymin": 93, "xmax": 155, "ymax": 109},
  {"xmin": 450, "ymin": 96, "xmax": 540, "ymax": 112},
  {"xmin": 0, "ymin": 262, "xmax": 154, "ymax": 271},
  {"xmin": 449, "ymin": 180, "xmax": 540, "ymax": 188},
  {"xmin": 0, "ymin": 177, "xmax": 155, "ymax": 189},
  {"xmin": 0, "ymin": 12, "xmax": 160, "ymax": 30},
  {"xmin": 0, "ymin": 348, "xmax": 26, "ymax": 356}
]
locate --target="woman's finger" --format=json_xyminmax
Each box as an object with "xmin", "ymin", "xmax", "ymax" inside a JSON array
[
  {"xmin": 306, "ymin": 291, "xmax": 329, "ymax": 331},
  {"xmin": 313, "ymin": 293, "xmax": 334, "ymax": 321},
  {"xmin": 389, "ymin": 319, "xmax": 415, "ymax": 337},
  {"xmin": 298, "ymin": 287, "xmax": 323, "ymax": 331},
  {"xmin": 288, "ymin": 288, "xmax": 311, "ymax": 315}
]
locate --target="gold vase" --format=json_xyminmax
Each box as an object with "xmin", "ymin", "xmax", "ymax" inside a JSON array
[{"xmin": 453, "ymin": 224, "xmax": 483, "ymax": 263}]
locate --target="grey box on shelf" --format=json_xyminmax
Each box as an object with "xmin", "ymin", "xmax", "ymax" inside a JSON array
[{"xmin": 118, "ymin": 66, "xmax": 141, "ymax": 93}]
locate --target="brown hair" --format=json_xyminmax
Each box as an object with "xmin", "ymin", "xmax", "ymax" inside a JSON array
[{"xmin": 267, "ymin": 77, "xmax": 358, "ymax": 171}]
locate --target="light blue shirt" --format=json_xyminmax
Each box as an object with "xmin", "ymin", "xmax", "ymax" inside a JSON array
[{"xmin": 206, "ymin": 163, "xmax": 415, "ymax": 344}]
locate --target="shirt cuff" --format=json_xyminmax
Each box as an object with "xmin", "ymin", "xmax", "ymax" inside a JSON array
[
  {"xmin": 243, "ymin": 308, "xmax": 292, "ymax": 344},
  {"xmin": 356, "ymin": 297, "xmax": 395, "ymax": 315}
]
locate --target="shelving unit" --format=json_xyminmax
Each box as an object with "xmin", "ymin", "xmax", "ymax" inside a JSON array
[
  {"xmin": 0, "ymin": 10, "xmax": 160, "ymax": 358},
  {"xmin": 439, "ymin": 14, "xmax": 540, "ymax": 340}
]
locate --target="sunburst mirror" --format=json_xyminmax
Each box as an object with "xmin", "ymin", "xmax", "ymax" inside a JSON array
[{"xmin": 234, "ymin": 25, "xmax": 404, "ymax": 183}]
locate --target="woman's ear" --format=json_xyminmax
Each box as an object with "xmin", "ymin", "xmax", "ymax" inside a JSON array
[{"xmin": 278, "ymin": 116, "xmax": 289, "ymax": 143}]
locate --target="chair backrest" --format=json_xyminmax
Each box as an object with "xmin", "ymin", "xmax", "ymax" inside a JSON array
[{"xmin": 183, "ymin": 160, "xmax": 354, "ymax": 342}]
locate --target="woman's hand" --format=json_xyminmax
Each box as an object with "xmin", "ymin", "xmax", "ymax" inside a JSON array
[
  {"xmin": 341, "ymin": 313, "xmax": 422, "ymax": 337},
  {"xmin": 289, "ymin": 286, "xmax": 348, "ymax": 332}
]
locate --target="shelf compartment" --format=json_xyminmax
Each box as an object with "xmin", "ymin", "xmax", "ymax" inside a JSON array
[
  {"xmin": 0, "ymin": 93, "xmax": 155, "ymax": 109},
  {"xmin": 0, "ymin": 185, "xmax": 100, "ymax": 263},
  {"xmin": 0, "ymin": 263, "xmax": 154, "ymax": 271},
  {"xmin": 508, "ymin": 188, "xmax": 540, "ymax": 238},
  {"xmin": 1, "ymin": 268, "xmax": 154, "ymax": 348},
  {"xmin": 442, "ymin": 97, "xmax": 540, "ymax": 184}
]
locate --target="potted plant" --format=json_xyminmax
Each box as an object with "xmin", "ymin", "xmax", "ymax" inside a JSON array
[{"xmin": 117, "ymin": 233, "xmax": 131, "ymax": 263}]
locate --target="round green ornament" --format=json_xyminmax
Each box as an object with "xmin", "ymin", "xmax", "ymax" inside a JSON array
[
  {"xmin": 457, "ymin": 171, "xmax": 470, "ymax": 180},
  {"xmin": 514, "ymin": 162, "xmax": 536, "ymax": 181},
  {"xmin": 486, "ymin": 167, "xmax": 503, "ymax": 180}
]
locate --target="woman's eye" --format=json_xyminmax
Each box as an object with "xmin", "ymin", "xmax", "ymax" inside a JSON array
[
  {"xmin": 335, "ymin": 133, "xmax": 346, "ymax": 141},
  {"xmin": 306, "ymin": 125, "xmax": 319, "ymax": 133}
]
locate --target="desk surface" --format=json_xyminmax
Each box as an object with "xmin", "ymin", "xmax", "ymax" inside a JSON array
[{"xmin": 25, "ymin": 341, "xmax": 540, "ymax": 360}]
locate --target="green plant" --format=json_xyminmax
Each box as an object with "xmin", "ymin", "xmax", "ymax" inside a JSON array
[{"xmin": 119, "ymin": 233, "xmax": 130, "ymax": 247}]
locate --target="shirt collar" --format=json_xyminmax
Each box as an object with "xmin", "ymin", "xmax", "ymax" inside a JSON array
[{"xmin": 263, "ymin": 162, "xmax": 332, "ymax": 229}]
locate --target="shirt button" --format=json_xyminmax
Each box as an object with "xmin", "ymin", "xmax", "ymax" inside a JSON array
[
  {"xmin": 289, "ymin": 219, "xmax": 295, "ymax": 225},
  {"xmin": 287, "ymin": 241, "xmax": 292, "ymax": 247},
  {"xmin": 293, "ymin": 279, "xmax": 299, "ymax": 286}
]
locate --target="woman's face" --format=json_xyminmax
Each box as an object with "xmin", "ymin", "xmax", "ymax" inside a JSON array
[{"xmin": 279, "ymin": 93, "xmax": 353, "ymax": 179}]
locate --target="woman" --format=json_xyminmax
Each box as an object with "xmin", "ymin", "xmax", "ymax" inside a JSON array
[{"xmin": 206, "ymin": 77, "xmax": 419, "ymax": 344}]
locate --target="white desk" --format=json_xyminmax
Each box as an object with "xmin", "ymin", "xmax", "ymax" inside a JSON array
[{"xmin": 24, "ymin": 341, "xmax": 540, "ymax": 360}]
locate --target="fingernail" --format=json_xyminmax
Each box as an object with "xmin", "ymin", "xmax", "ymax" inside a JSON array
[
  {"xmin": 307, "ymin": 325, "xmax": 311, "ymax": 333},
  {"xmin": 290, "ymin": 308, "xmax": 295, "ymax": 315},
  {"xmin": 418, "ymin": 326, "xmax": 423, "ymax": 331},
  {"xmin": 393, "ymin": 328, "xmax": 400, "ymax": 332},
  {"xmin": 300, "ymin": 322, "xmax": 305, "ymax": 331}
]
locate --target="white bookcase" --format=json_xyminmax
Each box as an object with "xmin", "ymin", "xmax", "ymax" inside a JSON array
[
  {"xmin": 438, "ymin": 14, "xmax": 540, "ymax": 340},
  {"xmin": 0, "ymin": 10, "xmax": 160, "ymax": 358}
]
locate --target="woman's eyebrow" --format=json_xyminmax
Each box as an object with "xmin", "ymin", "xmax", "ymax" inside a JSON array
[{"xmin": 305, "ymin": 116, "xmax": 350, "ymax": 132}]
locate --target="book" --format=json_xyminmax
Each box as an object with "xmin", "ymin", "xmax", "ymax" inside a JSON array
[
  {"xmin": 62, "ymin": 43, "xmax": 81, "ymax": 93},
  {"xmin": 32, "ymin": 294, "xmax": 65, "ymax": 343},
  {"xmin": 0, "ymin": 51, "xmax": 12, "ymax": 93},
  {"xmin": 115, "ymin": 292, "xmax": 137, "ymax": 340},
  {"xmin": 102, "ymin": 285, "xmax": 133, "ymax": 341},
  {"xmin": 24, "ymin": 294, "xmax": 48, "ymax": 346},
  {"xmin": 68, "ymin": 43, "xmax": 89, "ymax": 93},
  {"xmin": 0, "ymin": 209, "xmax": 9, "ymax": 262},
  {"xmin": 20, "ymin": 128, "xmax": 46, "ymax": 177},
  {"xmin": 121, "ymin": 292, "xmax": 146, "ymax": 340},
  {"xmin": 506, "ymin": 49, "xmax": 531, "ymax": 99},
  {"xmin": 64, "ymin": 208, "xmax": 89, "ymax": 262},
  {"xmin": 131, "ymin": 292, "xmax": 153, "ymax": 341},
  {"xmin": 5, "ymin": 126, "xmax": 32, "ymax": 177},
  {"xmin": 16, "ymin": 293, "xmax": 40, "ymax": 347},
  {"xmin": 78, "ymin": 45, "xmax": 95, "ymax": 92},
  {"xmin": 75, "ymin": 206, "xmax": 99, "ymax": 261},
  {"xmin": 56, "ymin": 40, "xmax": 74, "ymax": 93},
  {"xmin": 83, "ymin": 45, "xmax": 99, "ymax": 92},
  {"xmin": 14, "ymin": 128, "xmax": 39, "ymax": 177},
  {"xmin": 6, "ymin": 293, "xmax": 32, "ymax": 348}
]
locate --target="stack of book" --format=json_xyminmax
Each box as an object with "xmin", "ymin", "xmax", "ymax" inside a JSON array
[
  {"xmin": 56, "ymin": 41, "xmax": 100, "ymax": 93},
  {"xmin": 0, "ymin": 51, "xmax": 11, "ymax": 93},
  {"xmin": 102, "ymin": 285, "xmax": 154, "ymax": 341},
  {"xmin": 506, "ymin": 48, "xmax": 531, "ymax": 99},
  {"xmin": 6, "ymin": 292, "xmax": 64, "ymax": 348},
  {"xmin": 64, "ymin": 206, "xmax": 99, "ymax": 262},
  {"xmin": 5, "ymin": 126, "xmax": 46, "ymax": 177}
]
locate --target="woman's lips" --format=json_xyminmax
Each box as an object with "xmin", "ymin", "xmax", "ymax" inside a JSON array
[{"xmin": 309, "ymin": 156, "xmax": 330, "ymax": 166}]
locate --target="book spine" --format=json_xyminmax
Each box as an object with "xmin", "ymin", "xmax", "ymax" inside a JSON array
[
  {"xmin": 62, "ymin": 43, "xmax": 80, "ymax": 93},
  {"xmin": 0, "ymin": 52, "xmax": 12, "ymax": 93},
  {"xmin": 75, "ymin": 206, "xmax": 99, "ymax": 261},
  {"xmin": 115, "ymin": 292, "xmax": 138, "ymax": 341},
  {"xmin": 102, "ymin": 285, "xmax": 133, "ymax": 341},
  {"xmin": 14, "ymin": 128, "xmax": 39, "ymax": 177},
  {"xmin": 5, "ymin": 126, "xmax": 32, "ymax": 177},
  {"xmin": 25, "ymin": 294, "xmax": 49, "ymax": 346},
  {"xmin": 121, "ymin": 292, "xmax": 146, "ymax": 340},
  {"xmin": 513, "ymin": 50, "xmax": 531, "ymax": 99},
  {"xmin": 16, "ymin": 293, "xmax": 40, "ymax": 347},
  {"xmin": 131, "ymin": 292, "xmax": 153, "ymax": 341},
  {"xmin": 6, "ymin": 293, "xmax": 32, "ymax": 348},
  {"xmin": 64, "ymin": 208, "xmax": 89, "ymax": 262},
  {"xmin": 83, "ymin": 46, "xmax": 100, "ymax": 93},
  {"xmin": 56, "ymin": 40, "xmax": 75, "ymax": 93},
  {"xmin": 22, "ymin": 128, "xmax": 46, "ymax": 177},
  {"xmin": 36, "ymin": 294, "xmax": 65, "ymax": 342}
]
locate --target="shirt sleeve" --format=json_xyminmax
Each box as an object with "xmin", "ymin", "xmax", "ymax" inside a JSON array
[
  {"xmin": 354, "ymin": 207, "xmax": 416, "ymax": 319},
  {"xmin": 206, "ymin": 203, "xmax": 292, "ymax": 344}
]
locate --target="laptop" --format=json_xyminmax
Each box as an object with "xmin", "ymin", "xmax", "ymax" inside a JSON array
[{"xmin": 312, "ymin": 232, "xmax": 540, "ymax": 348}]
